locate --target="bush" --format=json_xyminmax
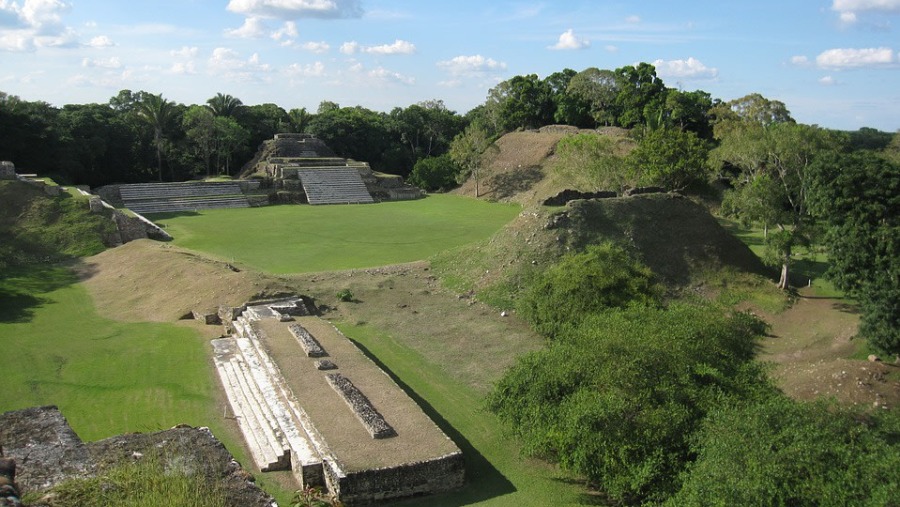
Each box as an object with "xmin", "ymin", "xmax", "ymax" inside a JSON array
[
  {"xmin": 669, "ymin": 396, "xmax": 900, "ymax": 506},
  {"xmin": 487, "ymin": 303, "xmax": 773, "ymax": 503},
  {"xmin": 407, "ymin": 154, "xmax": 459, "ymax": 192},
  {"xmin": 336, "ymin": 289, "xmax": 353, "ymax": 302},
  {"xmin": 517, "ymin": 242, "xmax": 661, "ymax": 339}
]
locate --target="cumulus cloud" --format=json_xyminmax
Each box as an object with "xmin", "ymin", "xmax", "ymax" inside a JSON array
[
  {"xmin": 652, "ymin": 57, "xmax": 718, "ymax": 79},
  {"xmin": 285, "ymin": 60, "xmax": 325, "ymax": 77},
  {"xmin": 86, "ymin": 35, "xmax": 113, "ymax": 47},
  {"xmin": 549, "ymin": 29, "xmax": 590, "ymax": 50},
  {"xmin": 226, "ymin": 0, "xmax": 363, "ymax": 20},
  {"xmin": 271, "ymin": 20, "xmax": 298, "ymax": 41},
  {"xmin": 791, "ymin": 55, "xmax": 810, "ymax": 66},
  {"xmin": 226, "ymin": 16, "xmax": 268, "ymax": 38},
  {"xmin": 436, "ymin": 54, "xmax": 507, "ymax": 77},
  {"xmin": 819, "ymin": 75, "xmax": 837, "ymax": 85},
  {"xmin": 169, "ymin": 46, "xmax": 198, "ymax": 74},
  {"xmin": 816, "ymin": 47, "xmax": 896, "ymax": 68},
  {"xmin": 0, "ymin": 0, "xmax": 80, "ymax": 51},
  {"xmin": 82, "ymin": 56, "xmax": 121, "ymax": 69},
  {"xmin": 298, "ymin": 40, "xmax": 329, "ymax": 53},
  {"xmin": 366, "ymin": 65, "xmax": 415, "ymax": 84},
  {"xmin": 340, "ymin": 39, "xmax": 415, "ymax": 55},
  {"xmin": 832, "ymin": 0, "xmax": 900, "ymax": 23},
  {"xmin": 208, "ymin": 47, "xmax": 273, "ymax": 82}
]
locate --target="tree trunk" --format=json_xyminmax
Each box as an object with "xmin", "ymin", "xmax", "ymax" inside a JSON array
[{"xmin": 778, "ymin": 260, "xmax": 790, "ymax": 290}]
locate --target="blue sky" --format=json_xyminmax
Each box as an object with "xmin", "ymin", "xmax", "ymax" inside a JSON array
[{"xmin": 1, "ymin": 0, "xmax": 899, "ymax": 131}]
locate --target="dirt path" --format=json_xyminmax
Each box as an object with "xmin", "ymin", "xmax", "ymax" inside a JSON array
[{"xmin": 759, "ymin": 288, "xmax": 899, "ymax": 410}]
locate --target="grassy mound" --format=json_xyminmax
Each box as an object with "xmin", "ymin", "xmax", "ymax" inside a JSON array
[{"xmin": 0, "ymin": 181, "xmax": 115, "ymax": 269}]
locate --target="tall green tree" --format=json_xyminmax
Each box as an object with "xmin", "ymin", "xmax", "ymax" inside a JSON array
[
  {"xmin": 626, "ymin": 127, "xmax": 710, "ymax": 191},
  {"xmin": 811, "ymin": 152, "xmax": 900, "ymax": 355},
  {"xmin": 134, "ymin": 92, "xmax": 177, "ymax": 181},
  {"xmin": 614, "ymin": 62, "xmax": 667, "ymax": 128},
  {"xmin": 712, "ymin": 121, "xmax": 844, "ymax": 289},
  {"xmin": 448, "ymin": 124, "xmax": 496, "ymax": 197},
  {"xmin": 566, "ymin": 67, "xmax": 620, "ymax": 127},
  {"xmin": 206, "ymin": 92, "xmax": 243, "ymax": 118},
  {"xmin": 183, "ymin": 105, "xmax": 217, "ymax": 177},
  {"xmin": 484, "ymin": 74, "xmax": 555, "ymax": 134}
]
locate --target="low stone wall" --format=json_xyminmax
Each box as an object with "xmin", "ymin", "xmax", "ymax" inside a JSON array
[
  {"xmin": 289, "ymin": 323, "xmax": 327, "ymax": 357},
  {"xmin": 1, "ymin": 161, "xmax": 16, "ymax": 180},
  {"xmin": 543, "ymin": 189, "xmax": 617, "ymax": 206},
  {"xmin": 325, "ymin": 373, "xmax": 396, "ymax": 439},
  {"xmin": 329, "ymin": 451, "xmax": 465, "ymax": 506}
]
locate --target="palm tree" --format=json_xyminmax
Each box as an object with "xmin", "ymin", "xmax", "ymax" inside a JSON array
[
  {"xmin": 206, "ymin": 93, "xmax": 243, "ymax": 118},
  {"xmin": 135, "ymin": 92, "xmax": 175, "ymax": 181}
]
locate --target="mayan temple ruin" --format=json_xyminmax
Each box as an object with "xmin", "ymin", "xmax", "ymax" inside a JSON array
[{"xmin": 210, "ymin": 297, "xmax": 464, "ymax": 504}]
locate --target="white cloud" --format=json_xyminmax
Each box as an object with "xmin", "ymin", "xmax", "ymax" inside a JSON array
[
  {"xmin": 298, "ymin": 40, "xmax": 329, "ymax": 53},
  {"xmin": 226, "ymin": 16, "xmax": 268, "ymax": 38},
  {"xmin": 626, "ymin": 15, "xmax": 641, "ymax": 23},
  {"xmin": 791, "ymin": 55, "xmax": 810, "ymax": 66},
  {"xmin": 271, "ymin": 20, "xmax": 297, "ymax": 40},
  {"xmin": 340, "ymin": 39, "xmax": 415, "ymax": 55},
  {"xmin": 652, "ymin": 57, "xmax": 718, "ymax": 79},
  {"xmin": 436, "ymin": 54, "xmax": 507, "ymax": 77},
  {"xmin": 86, "ymin": 35, "xmax": 113, "ymax": 48},
  {"xmin": 226, "ymin": 0, "xmax": 363, "ymax": 20},
  {"xmin": 816, "ymin": 47, "xmax": 896, "ymax": 68},
  {"xmin": 208, "ymin": 47, "xmax": 273, "ymax": 82},
  {"xmin": 0, "ymin": 0, "xmax": 79, "ymax": 51},
  {"xmin": 169, "ymin": 61, "xmax": 197, "ymax": 75},
  {"xmin": 366, "ymin": 65, "xmax": 415, "ymax": 84},
  {"xmin": 832, "ymin": 0, "xmax": 900, "ymax": 23},
  {"xmin": 549, "ymin": 29, "xmax": 590, "ymax": 50},
  {"xmin": 819, "ymin": 75, "xmax": 837, "ymax": 85},
  {"xmin": 605, "ymin": 44, "xmax": 619, "ymax": 53},
  {"xmin": 365, "ymin": 39, "xmax": 415, "ymax": 55},
  {"xmin": 82, "ymin": 56, "xmax": 121, "ymax": 69},
  {"xmin": 171, "ymin": 46, "xmax": 198, "ymax": 58},
  {"xmin": 286, "ymin": 61, "xmax": 325, "ymax": 77}
]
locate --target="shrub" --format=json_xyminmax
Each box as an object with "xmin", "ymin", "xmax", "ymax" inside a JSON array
[
  {"xmin": 488, "ymin": 303, "xmax": 773, "ymax": 503},
  {"xmin": 516, "ymin": 242, "xmax": 661, "ymax": 339},
  {"xmin": 336, "ymin": 289, "xmax": 354, "ymax": 302},
  {"xmin": 669, "ymin": 397, "xmax": 900, "ymax": 506},
  {"xmin": 407, "ymin": 154, "xmax": 459, "ymax": 192}
]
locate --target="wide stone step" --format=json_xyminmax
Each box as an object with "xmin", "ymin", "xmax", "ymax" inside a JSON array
[
  {"xmin": 211, "ymin": 339, "xmax": 289, "ymax": 471},
  {"xmin": 299, "ymin": 168, "xmax": 374, "ymax": 205}
]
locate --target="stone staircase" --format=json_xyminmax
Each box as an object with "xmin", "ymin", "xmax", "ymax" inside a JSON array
[
  {"xmin": 119, "ymin": 182, "xmax": 251, "ymax": 214},
  {"xmin": 298, "ymin": 168, "xmax": 375, "ymax": 205},
  {"xmin": 212, "ymin": 313, "xmax": 330, "ymax": 488}
]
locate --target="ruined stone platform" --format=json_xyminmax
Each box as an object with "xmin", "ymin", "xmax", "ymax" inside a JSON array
[{"xmin": 212, "ymin": 299, "xmax": 464, "ymax": 505}]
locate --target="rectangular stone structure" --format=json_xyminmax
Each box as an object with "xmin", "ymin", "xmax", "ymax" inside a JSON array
[
  {"xmin": 325, "ymin": 373, "xmax": 396, "ymax": 439},
  {"xmin": 288, "ymin": 323, "xmax": 327, "ymax": 357}
]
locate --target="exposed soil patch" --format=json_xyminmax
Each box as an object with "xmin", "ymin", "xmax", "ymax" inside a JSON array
[
  {"xmin": 291, "ymin": 262, "xmax": 544, "ymax": 395},
  {"xmin": 77, "ymin": 239, "xmax": 295, "ymax": 323},
  {"xmin": 758, "ymin": 288, "xmax": 900, "ymax": 410}
]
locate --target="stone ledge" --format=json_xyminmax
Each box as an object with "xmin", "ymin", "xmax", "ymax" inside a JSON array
[
  {"xmin": 325, "ymin": 373, "xmax": 396, "ymax": 439},
  {"xmin": 288, "ymin": 324, "xmax": 327, "ymax": 357}
]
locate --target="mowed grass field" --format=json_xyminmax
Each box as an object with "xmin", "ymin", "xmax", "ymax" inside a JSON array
[
  {"xmin": 0, "ymin": 267, "xmax": 216, "ymax": 441},
  {"xmin": 151, "ymin": 194, "xmax": 521, "ymax": 274}
]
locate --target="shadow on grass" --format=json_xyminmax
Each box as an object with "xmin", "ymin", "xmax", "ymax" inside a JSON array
[
  {"xmin": 0, "ymin": 264, "xmax": 80, "ymax": 324},
  {"xmin": 348, "ymin": 338, "xmax": 516, "ymax": 506}
]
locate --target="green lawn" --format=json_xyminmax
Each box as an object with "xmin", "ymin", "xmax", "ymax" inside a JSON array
[
  {"xmin": 150, "ymin": 195, "xmax": 521, "ymax": 274},
  {"xmin": 0, "ymin": 266, "xmax": 217, "ymax": 441},
  {"xmin": 336, "ymin": 323, "xmax": 587, "ymax": 507}
]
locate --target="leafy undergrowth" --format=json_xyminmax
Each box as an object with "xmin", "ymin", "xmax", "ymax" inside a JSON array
[
  {"xmin": 0, "ymin": 180, "xmax": 115, "ymax": 269},
  {"xmin": 26, "ymin": 454, "xmax": 226, "ymax": 507}
]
